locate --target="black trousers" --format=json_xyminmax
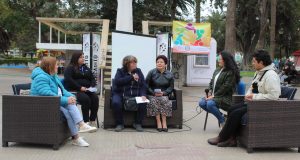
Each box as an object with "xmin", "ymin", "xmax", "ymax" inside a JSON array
[
  {"xmin": 77, "ymin": 91, "xmax": 99, "ymax": 122},
  {"xmin": 112, "ymin": 94, "xmax": 146, "ymax": 125},
  {"xmin": 219, "ymin": 102, "xmax": 247, "ymax": 141},
  {"xmin": 284, "ymin": 75, "xmax": 296, "ymax": 84}
]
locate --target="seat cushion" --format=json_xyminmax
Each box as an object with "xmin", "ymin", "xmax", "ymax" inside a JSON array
[{"xmin": 12, "ymin": 83, "xmax": 31, "ymax": 95}]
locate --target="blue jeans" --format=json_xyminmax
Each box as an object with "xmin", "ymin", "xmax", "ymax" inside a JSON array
[
  {"xmin": 60, "ymin": 104, "xmax": 83, "ymax": 136},
  {"xmin": 199, "ymin": 97, "xmax": 225, "ymax": 123}
]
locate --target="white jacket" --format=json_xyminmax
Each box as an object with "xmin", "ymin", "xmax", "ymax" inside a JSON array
[{"xmin": 246, "ymin": 63, "xmax": 281, "ymax": 100}]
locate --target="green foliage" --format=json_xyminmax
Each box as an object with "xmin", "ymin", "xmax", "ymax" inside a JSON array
[
  {"xmin": 240, "ymin": 71, "xmax": 255, "ymax": 77},
  {"xmin": 0, "ymin": 57, "xmax": 38, "ymax": 65},
  {"xmin": 0, "ymin": 0, "xmax": 61, "ymax": 53},
  {"xmin": 206, "ymin": 11, "xmax": 225, "ymax": 52},
  {"xmin": 276, "ymin": 0, "xmax": 300, "ymax": 55}
]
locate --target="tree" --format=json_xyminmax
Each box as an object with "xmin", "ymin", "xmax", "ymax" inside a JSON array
[
  {"xmin": 276, "ymin": 0, "xmax": 300, "ymax": 58},
  {"xmin": 256, "ymin": 0, "xmax": 269, "ymax": 49},
  {"xmin": 235, "ymin": 0, "xmax": 260, "ymax": 69},
  {"xmin": 207, "ymin": 11, "xmax": 225, "ymax": 52},
  {"xmin": 0, "ymin": 1, "xmax": 11, "ymax": 53},
  {"xmin": 0, "ymin": 26, "xmax": 10, "ymax": 53},
  {"xmin": 195, "ymin": 0, "xmax": 201, "ymax": 22},
  {"xmin": 2, "ymin": 0, "xmax": 60, "ymax": 52},
  {"xmin": 169, "ymin": 0, "xmax": 194, "ymax": 20},
  {"xmin": 269, "ymin": 0, "xmax": 277, "ymax": 59},
  {"xmin": 224, "ymin": 0, "xmax": 236, "ymax": 54}
]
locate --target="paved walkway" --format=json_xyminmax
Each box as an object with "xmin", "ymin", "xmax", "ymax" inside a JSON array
[{"xmin": 0, "ymin": 68, "xmax": 300, "ymax": 160}]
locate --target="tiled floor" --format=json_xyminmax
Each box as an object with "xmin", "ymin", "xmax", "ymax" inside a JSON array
[{"xmin": 0, "ymin": 68, "xmax": 300, "ymax": 160}]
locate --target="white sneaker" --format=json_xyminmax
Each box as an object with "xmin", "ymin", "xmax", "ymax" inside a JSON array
[
  {"xmin": 88, "ymin": 121, "xmax": 97, "ymax": 128},
  {"xmin": 72, "ymin": 137, "xmax": 89, "ymax": 147},
  {"xmin": 79, "ymin": 123, "xmax": 97, "ymax": 133}
]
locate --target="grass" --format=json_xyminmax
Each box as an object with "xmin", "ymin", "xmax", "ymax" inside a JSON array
[{"xmin": 240, "ymin": 71, "xmax": 255, "ymax": 77}]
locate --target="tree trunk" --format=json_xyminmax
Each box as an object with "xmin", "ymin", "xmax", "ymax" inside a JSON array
[
  {"xmin": 171, "ymin": 0, "xmax": 178, "ymax": 20},
  {"xmin": 0, "ymin": 27, "xmax": 10, "ymax": 52},
  {"xmin": 195, "ymin": 0, "xmax": 201, "ymax": 23},
  {"xmin": 270, "ymin": 0, "xmax": 277, "ymax": 59},
  {"xmin": 244, "ymin": 33, "xmax": 260, "ymax": 70},
  {"xmin": 225, "ymin": 0, "xmax": 236, "ymax": 54},
  {"xmin": 256, "ymin": 0, "xmax": 269, "ymax": 49}
]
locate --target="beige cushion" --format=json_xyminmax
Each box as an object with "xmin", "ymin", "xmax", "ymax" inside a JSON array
[{"xmin": 20, "ymin": 89, "xmax": 30, "ymax": 95}]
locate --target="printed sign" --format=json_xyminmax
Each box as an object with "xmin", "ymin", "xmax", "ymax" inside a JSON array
[{"xmin": 172, "ymin": 21, "xmax": 211, "ymax": 54}]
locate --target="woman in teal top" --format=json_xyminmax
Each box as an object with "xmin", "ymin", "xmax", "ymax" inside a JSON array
[{"xmin": 31, "ymin": 57, "xmax": 97, "ymax": 147}]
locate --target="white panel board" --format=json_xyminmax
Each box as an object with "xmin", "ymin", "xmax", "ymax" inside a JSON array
[{"xmin": 112, "ymin": 31, "xmax": 157, "ymax": 80}]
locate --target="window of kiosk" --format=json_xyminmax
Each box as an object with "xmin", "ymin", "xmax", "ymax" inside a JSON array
[{"xmin": 194, "ymin": 54, "xmax": 209, "ymax": 67}]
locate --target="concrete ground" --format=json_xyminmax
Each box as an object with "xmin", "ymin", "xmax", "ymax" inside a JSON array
[{"xmin": 0, "ymin": 68, "xmax": 300, "ymax": 160}]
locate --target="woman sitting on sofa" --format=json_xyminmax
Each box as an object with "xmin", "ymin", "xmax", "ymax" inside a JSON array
[
  {"xmin": 64, "ymin": 53, "xmax": 99, "ymax": 127},
  {"xmin": 199, "ymin": 51, "xmax": 240, "ymax": 127},
  {"xmin": 146, "ymin": 55, "xmax": 174, "ymax": 132},
  {"xmin": 112, "ymin": 55, "xmax": 147, "ymax": 132},
  {"xmin": 30, "ymin": 57, "xmax": 97, "ymax": 147}
]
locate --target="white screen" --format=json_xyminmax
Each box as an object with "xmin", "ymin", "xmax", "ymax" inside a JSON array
[{"xmin": 112, "ymin": 31, "xmax": 157, "ymax": 80}]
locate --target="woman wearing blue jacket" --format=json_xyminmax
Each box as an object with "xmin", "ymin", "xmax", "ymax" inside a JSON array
[
  {"xmin": 112, "ymin": 55, "xmax": 147, "ymax": 132},
  {"xmin": 30, "ymin": 57, "xmax": 97, "ymax": 147}
]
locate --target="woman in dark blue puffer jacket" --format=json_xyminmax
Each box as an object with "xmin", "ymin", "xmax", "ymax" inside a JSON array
[{"xmin": 112, "ymin": 55, "xmax": 147, "ymax": 132}]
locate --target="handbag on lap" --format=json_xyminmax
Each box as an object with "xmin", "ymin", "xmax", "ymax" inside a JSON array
[{"xmin": 122, "ymin": 83, "xmax": 139, "ymax": 111}]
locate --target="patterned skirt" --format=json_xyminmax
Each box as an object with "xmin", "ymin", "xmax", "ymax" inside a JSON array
[{"xmin": 147, "ymin": 96, "xmax": 172, "ymax": 117}]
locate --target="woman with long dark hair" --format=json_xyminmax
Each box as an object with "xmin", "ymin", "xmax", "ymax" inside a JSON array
[
  {"xmin": 64, "ymin": 53, "xmax": 99, "ymax": 127},
  {"xmin": 199, "ymin": 51, "xmax": 240, "ymax": 127}
]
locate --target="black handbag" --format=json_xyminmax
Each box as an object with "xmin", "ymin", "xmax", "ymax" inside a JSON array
[
  {"xmin": 123, "ymin": 96, "xmax": 138, "ymax": 111},
  {"xmin": 122, "ymin": 83, "xmax": 139, "ymax": 111}
]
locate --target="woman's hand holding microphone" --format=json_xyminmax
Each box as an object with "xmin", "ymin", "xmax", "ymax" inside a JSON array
[{"xmin": 133, "ymin": 73, "xmax": 139, "ymax": 82}]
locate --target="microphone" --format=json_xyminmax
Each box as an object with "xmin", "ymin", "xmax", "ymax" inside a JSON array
[{"xmin": 205, "ymin": 89, "xmax": 209, "ymax": 98}]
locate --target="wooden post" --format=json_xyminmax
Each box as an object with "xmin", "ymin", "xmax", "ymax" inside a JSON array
[
  {"xmin": 142, "ymin": 21, "xmax": 172, "ymax": 35},
  {"xmin": 39, "ymin": 21, "xmax": 41, "ymax": 43},
  {"xmin": 99, "ymin": 19, "xmax": 110, "ymax": 68},
  {"xmin": 58, "ymin": 31, "xmax": 60, "ymax": 43},
  {"xmin": 50, "ymin": 27, "xmax": 52, "ymax": 43},
  {"xmin": 100, "ymin": 68, "xmax": 104, "ymax": 98},
  {"xmin": 99, "ymin": 19, "xmax": 110, "ymax": 98}
]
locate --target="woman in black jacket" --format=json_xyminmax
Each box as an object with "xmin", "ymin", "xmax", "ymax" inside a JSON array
[
  {"xmin": 112, "ymin": 55, "xmax": 147, "ymax": 132},
  {"xmin": 64, "ymin": 53, "xmax": 99, "ymax": 127},
  {"xmin": 199, "ymin": 51, "xmax": 240, "ymax": 127},
  {"xmin": 146, "ymin": 55, "xmax": 174, "ymax": 132}
]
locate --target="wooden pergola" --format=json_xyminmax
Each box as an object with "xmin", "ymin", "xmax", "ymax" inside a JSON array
[
  {"xmin": 142, "ymin": 20, "xmax": 172, "ymax": 35},
  {"xmin": 36, "ymin": 17, "xmax": 110, "ymax": 68}
]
